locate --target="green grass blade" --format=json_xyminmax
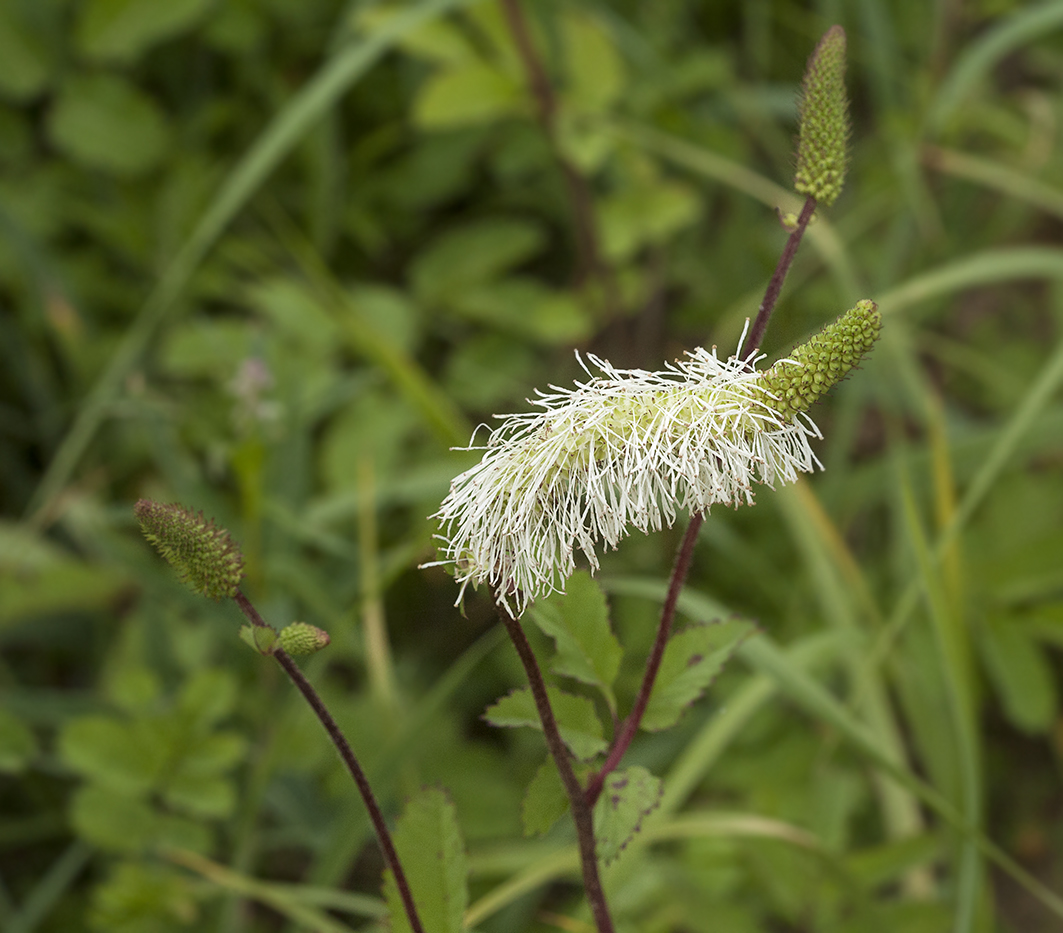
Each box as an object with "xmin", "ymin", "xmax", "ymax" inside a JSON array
[
  {"xmin": 4, "ymin": 842, "xmax": 92, "ymax": 933},
  {"xmin": 928, "ymin": 1, "xmax": 1063, "ymax": 133},
  {"xmin": 28, "ymin": 0, "xmax": 480, "ymax": 519},
  {"xmin": 924, "ymin": 145, "xmax": 1063, "ymax": 223},
  {"xmin": 168, "ymin": 848, "xmax": 379, "ymax": 931},
  {"xmin": 876, "ymin": 247, "xmax": 1063, "ymax": 318},
  {"xmin": 896, "ymin": 476, "xmax": 982, "ymax": 932},
  {"xmin": 870, "ymin": 331, "xmax": 1063, "ymax": 668}
]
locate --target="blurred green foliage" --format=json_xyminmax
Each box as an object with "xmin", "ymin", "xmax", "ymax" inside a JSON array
[{"xmin": 2, "ymin": 0, "xmax": 1063, "ymax": 931}]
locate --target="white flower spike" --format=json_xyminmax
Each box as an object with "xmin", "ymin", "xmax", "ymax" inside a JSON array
[{"xmin": 428, "ymin": 300, "xmax": 880, "ymax": 617}]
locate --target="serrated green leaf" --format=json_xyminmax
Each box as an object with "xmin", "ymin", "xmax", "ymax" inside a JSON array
[
  {"xmin": 0, "ymin": 709, "xmax": 37, "ymax": 773},
  {"xmin": 383, "ymin": 788, "xmax": 467, "ymax": 933},
  {"xmin": 484, "ymin": 687, "xmax": 607, "ymax": 760},
  {"xmin": 530, "ymin": 571, "xmax": 622, "ymax": 706},
  {"xmin": 978, "ymin": 615, "xmax": 1057, "ymax": 734},
  {"xmin": 46, "ymin": 74, "xmax": 169, "ymax": 176},
  {"xmin": 593, "ymin": 766, "xmax": 661, "ymax": 864},
  {"xmin": 77, "ymin": 0, "xmax": 212, "ymax": 63},
  {"xmin": 413, "ymin": 60, "xmax": 522, "ymax": 128},
  {"xmin": 642, "ymin": 620, "xmax": 755, "ymax": 731},
  {"xmin": 59, "ymin": 716, "xmax": 164, "ymax": 792},
  {"xmin": 522, "ymin": 757, "xmax": 570, "ymax": 837}
]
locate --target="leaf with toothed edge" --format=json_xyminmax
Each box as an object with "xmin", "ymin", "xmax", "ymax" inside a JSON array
[
  {"xmin": 529, "ymin": 571, "xmax": 622, "ymax": 708},
  {"xmin": 593, "ymin": 766, "xmax": 662, "ymax": 864},
  {"xmin": 642, "ymin": 619, "xmax": 756, "ymax": 731},
  {"xmin": 383, "ymin": 787, "xmax": 467, "ymax": 933},
  {"xmin": 484, "ymin": 687, "xmax": 607, "ymax": 761}
]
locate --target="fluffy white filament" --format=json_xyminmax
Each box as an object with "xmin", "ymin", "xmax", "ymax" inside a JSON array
[{"xmin": 428, "ymin": 346, "xmax": 823, "ymax": 616}]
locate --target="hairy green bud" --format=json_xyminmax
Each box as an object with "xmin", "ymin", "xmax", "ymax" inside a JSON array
[
  {"xmin": 135, "ymin": 499, "xmax": 245, "ymax": 600},
  {"xmin": 755, "ymin": 299, "xmax": 880, "ymax": 420},
  {"xmin": 794, "ymin": 25, "xmax": 850, "ymax": 207},
  {"xmin": 278, "ymin": 622, "xmax": 331, "ymax": 656}
]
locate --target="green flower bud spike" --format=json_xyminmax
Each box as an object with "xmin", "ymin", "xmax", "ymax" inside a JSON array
[
  {"xmin": 794, "ymin": 24, "xmax": 850, "ymax": 207},
  {"xmin": 755, "ymin": 299, "xmax": 880, "ymax": 421},
  {"xmin": 278, "ymin": 623, "xmax": 331, "ymax": 656},
  {"xmin": 135, "ymin": 499, "xmax": 245, "ymax": 600}
]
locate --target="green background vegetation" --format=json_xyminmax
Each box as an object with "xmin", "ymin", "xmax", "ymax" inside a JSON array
[{"xmin": 2, "ymin": 0, "xmax": 1062, "ymax": 930}]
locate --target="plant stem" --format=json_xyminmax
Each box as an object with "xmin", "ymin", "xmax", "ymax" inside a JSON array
[
  {"xmin": 586, "ymin": 195, "xmax": 818, "ymax": 806},
  {"xmin": 233, "ymin": 591, "xmax": 425, "ymax": 933},
  {"xmin": 499, "ymin": 613, "xmax": 616, "ymax": 933},
  {"xmin": 585, "ymin": 513, "xmax": 702, "ymax": 808},
  {"xmin": 745, "ymin": 194, "xmax": 817, "ymax": 357},
  {"xmin": 499, "ymin": 0, "xmax": 619, "ymax": 316}
]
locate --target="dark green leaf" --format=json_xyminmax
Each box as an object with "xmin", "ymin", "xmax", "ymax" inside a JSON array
[
  {"xmin": 0, "ymin": 5, "xmax": 52, "ymax": 100},
  {"xmin": 59, "ymin": 716, "xmax": 164, "ymax": 792},
  {"xmin": 521, "ymin": 757, "xmax": 570, "ymax": 837},
  {"xmin": 77, "ymin": 0, "xmax": 212, "ymax": 63},
  {"xmin": 0, "ymin": 709, "xmax": 37, "ymax": 773},
  {"xmin": 978, "ymin": 615, "xmax": 1057, "ymax": 734},
  {"xmin": 47, "ymin": 74, "xmax": 169, "ymax": 175},
  {"xmin": 410, "ymin": 218, "xmax": 545, "ymax": 304}
]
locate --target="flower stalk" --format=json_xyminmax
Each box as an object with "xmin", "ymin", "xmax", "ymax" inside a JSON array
[{"xmin": 136, "ymin": 501, "xmax": 425, "ymax": 933}]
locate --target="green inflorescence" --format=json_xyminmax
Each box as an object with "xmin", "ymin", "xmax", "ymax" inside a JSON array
[
  {"xmin": 794, "ymin": 25, "xmax": 850, "ymax": 207},
  {"xmin": 278, "ymin": 622, "xmax": 331, "ymax": 656},
  {"xmin": 135, "ymin": 499, "xmax": 245, "ymax": 600},
  {"xmin": 755, "ymin": 299, "xmax": 880, "ymax": 420}
]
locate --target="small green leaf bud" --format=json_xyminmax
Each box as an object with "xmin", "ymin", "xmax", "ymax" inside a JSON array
[
  {"xmin": 135, "ymin": 499, "xmax": 245, "ymax": 600},
  {"xmin": 755, "ymin": 299, "xmax": 880, "ymax": 420},
  {"xmin": 278, "ymin": 623, "xmax": 331, "ymax": 656},
  {"xmin": 794, "ymin": 25, "xmax": 850, "ymax": 207}
]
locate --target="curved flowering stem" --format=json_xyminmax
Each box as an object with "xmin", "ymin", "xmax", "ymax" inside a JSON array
[
  {"xmin": 745, "ymin": 194, "xmax": 817, "ymax": 358},
  {"xmin": 584, "ymin": 24, "xmax": 857, "ymax": 807},
  {"xmin": 586, "ymin": 512, "xmax": 701, "ymax": 808},
  {"xmin": 500, "ymin": 613, "xmax": 615, "ymax": 933},
  {"xmin": 136, "ymin": 501, "xmax": 426, "ymax": 933}
]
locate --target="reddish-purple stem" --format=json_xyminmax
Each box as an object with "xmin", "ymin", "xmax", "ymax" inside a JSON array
[
  {"xmin": 585, "ymin": 194, "xmax": 819, "ymax": 807},
  {"xmin": 585, "ymin": 513, "xmax": 702, "ymax": 807},
  {"xmin": 500, "ymin": 613, "xmax": 616, "ymax": 933},
  {"xmin": 233, "ymin": 592, "xmax": 425, "ymax": 933},
  {"xmin": 745, "ymin": 195, "xmax": 818, "ymax": 358}
]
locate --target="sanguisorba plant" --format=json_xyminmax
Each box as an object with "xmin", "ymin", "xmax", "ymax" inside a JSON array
[
  {"xmin": 424, "ymin": 23, "xmax": 877, "ymax": 933},
  {"xmin": 136, "ymin": 25, "xmax": 878, "ymax": 933}
]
